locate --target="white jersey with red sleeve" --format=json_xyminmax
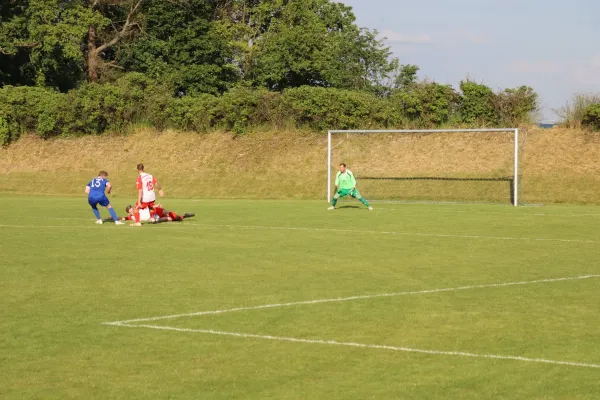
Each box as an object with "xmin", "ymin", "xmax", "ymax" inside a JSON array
[
  {"xmin": 136, "ymin": 173, "xmax": 157, "ymax": 203},
  {"xmin": 125, "ymin": 207, "xmax": 153, "ymax": 222}
]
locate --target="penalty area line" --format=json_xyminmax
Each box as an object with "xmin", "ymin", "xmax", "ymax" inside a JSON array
[
  {"xmin": 104, "ymin": 274, "xmax": 600, "ymax": 325},
  {"xmin": 108, "ymin": 323, "xmax": 600, "ymax": 370}
]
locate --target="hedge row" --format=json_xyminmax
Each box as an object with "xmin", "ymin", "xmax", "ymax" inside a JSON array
[{"xmin": 0, "ymin": 73, "xmax": 538, "ymax": 145}]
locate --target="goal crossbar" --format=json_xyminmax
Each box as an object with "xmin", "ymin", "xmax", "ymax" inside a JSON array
[{"xmin": 327, "ymin": 128, "xmax": 520, "ymax": 206}]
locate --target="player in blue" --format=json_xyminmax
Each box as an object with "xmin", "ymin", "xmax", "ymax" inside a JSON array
[{"xmin": 85, "ymin": 171, "xmax": 124, "ymax": 225}]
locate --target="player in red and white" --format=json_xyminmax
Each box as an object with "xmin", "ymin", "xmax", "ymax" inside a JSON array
[
  {"xmin": 123, "ymin": 204, "xmax": 194, "ymax": 224},
  {"xmin": 133, "ymin": 163, "xmax": 164, "ymax": 226}
]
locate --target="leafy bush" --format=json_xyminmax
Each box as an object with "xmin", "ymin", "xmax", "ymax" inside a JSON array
[
  {"xmin": 493, "ymin": 86, "xmax": 538, "ymax": 126},
  {"xmin": 0, "ymin": 97, "xmax": 19, "ymax": 145},
  {"xmin": 556, "ymin": 94, "xmax": 600, "ymax": 128},
  {"xmin": 64, "ymin": 84, "xmax": 126, "ymax": 134},
  {"xmin": 0, "ymin": 75, "xmax": 542, "ymax": 140},
  {"xmin": 582, "ymin": 104, "xmax": 600, "ymax": 131},
  {"xmin": 211, "ymin": 87, "xmax": 272, "ymax": 134},
  {"xmin": 281, "ymin": 87, "xmax": 388, "ymax": 131},
  {"xmin": 166, "ymin": 95, "xmax": 217, "ymax": 132},
  {"xmin": 391, "ymin": 82, "xmax": 460, "ymax": 127},
  {"xmin": 0, "ymin": 116, "xmax": 15, "ymax": 146},
  {"xmin": 459, "ymin": 80, "xmax": 498, "ymax": 125},
  {"xmin": 0, "ymin": 85, "xmax": 67, "ymax": 140}
]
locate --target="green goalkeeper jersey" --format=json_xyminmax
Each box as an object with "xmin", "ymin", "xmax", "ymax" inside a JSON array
[{"xmin": 335, "ymin": 169, "xmax": 357, "ymax": 190}]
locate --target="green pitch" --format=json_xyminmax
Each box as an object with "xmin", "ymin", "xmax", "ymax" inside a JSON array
[{"xmin": 1, "ymin": 196, "xmax": 599, "ymax": 399}]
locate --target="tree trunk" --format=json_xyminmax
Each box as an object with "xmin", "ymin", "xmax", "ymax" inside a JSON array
[{"xmin": 87, "ymin": 25, "xmax": 99, "ymax": 82}]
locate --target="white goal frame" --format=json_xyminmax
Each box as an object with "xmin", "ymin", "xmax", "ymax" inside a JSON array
[{"xmin": 327, "ymin": 129, "xmax": 520, "ymax": 206}]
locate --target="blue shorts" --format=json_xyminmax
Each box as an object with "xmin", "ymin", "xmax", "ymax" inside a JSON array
[{"xmin": 89, "ymin": 196, "xmax": 110, "ymax": 208}]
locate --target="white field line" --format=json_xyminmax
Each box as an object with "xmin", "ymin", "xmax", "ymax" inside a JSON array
[
  {"xmin": 109, "ymin": 324, "xmax": 600, "ymax": 370},
  {"xmin": 389, "ymin": 209, "xmax": 600, "ymax": 217},
  {"xmin": 181, "ymin": 223, "xmax": 600, "ymax": 244},
  {"xmin": 105, "ymin": 275, "xmax": 600, "ymax": 325},
  {"xmin": 2, "ymin": 221, "xmax": 599, "ymax": 243},
  {"xmin": 0, "ymin": 224, "xmax": 100, "ymax": 229},
  {"xmin": 20, "ymin": 210, "xmax": 600, "ymax": 219}
]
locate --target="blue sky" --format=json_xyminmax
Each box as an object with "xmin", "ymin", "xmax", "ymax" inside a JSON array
[{"xmin": 341, "ymin": 0, "xmax": 600, "ymax": 120}]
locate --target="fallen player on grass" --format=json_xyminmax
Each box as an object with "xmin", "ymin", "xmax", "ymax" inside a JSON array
[{"xmin": 123, "ymin": 204, "xmax": 194, "ymax": 226}]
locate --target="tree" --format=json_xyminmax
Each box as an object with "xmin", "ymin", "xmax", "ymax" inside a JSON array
[
  {"xmin": 394, "ymin": 64, "xmax": 419, "ymax": 90},
  {"xmin": 0, "ymin": 0, "xmax": 145, "ymax": 86},
  {"xmin": 117, "ymin": 0, "xmax": 238, "ymax": 95},
  {"xmin": 220, "ymin": 0, "xmax": 397, "ymax": 91},
  {"xmin": 0, "ymin": 0, "xmax": 52, "ymax": 87},
  {"xmin": 85, "ymin": 0, "xmax": 146, "ymax": 82},
  {"xmin": 212, "ymin": 0, "xmax": 282, "ymax": 81},
  {"xmin": 492, "ymin": 86, "xmax": 538, "ymax": 126}
]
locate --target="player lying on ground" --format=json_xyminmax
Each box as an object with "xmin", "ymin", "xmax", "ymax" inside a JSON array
[
  {"xmin": 123, "ymin": 204, "xmax": 195, "ymax": 224},
  {"xmin": 85, "ymin": 171, "xmax": 125, "ymax": 225},
  {"xmin": 328, "ymin": 163, "xmax": 373, "ymax": 211}
]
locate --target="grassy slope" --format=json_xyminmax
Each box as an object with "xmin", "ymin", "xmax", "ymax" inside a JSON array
[
  {"xmin": 1, "ymin": 197, "xmax": 599, "ymax": 399},
  {"xmin": 0, "ymin": 127, "xmax": 599, "ymax": 204}
]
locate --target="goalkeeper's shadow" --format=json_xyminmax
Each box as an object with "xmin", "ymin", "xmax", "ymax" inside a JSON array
[{"xmin": 337, "ymin": 205, "xmax": 361, "ymax": 209}]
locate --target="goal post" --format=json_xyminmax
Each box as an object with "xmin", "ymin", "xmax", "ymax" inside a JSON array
[{"xmin": 327, "ymin": 128, "xmax": 520, "ymax": 206}]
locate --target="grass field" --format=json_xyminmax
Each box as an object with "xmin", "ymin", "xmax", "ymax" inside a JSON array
[{"xmin": 2, "ymin": 196, "xmax": 600, "ymax": 399}]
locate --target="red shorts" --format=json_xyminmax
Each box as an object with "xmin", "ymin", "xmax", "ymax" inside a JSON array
[
  {"xmin": 137, "ymin": 201, "xmax": 155, "ymax": 210},
  {"xmin": 154, "ymin": 207, "xmax": 178, "ymax": 220}
]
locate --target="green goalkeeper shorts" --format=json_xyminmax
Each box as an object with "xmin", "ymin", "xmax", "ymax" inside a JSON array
[{"xmin": 337, "ymin": 188, "xmax": 358, "ymax": 198}]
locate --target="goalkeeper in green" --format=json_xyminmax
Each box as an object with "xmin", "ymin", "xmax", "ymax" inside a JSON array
[{"xmin": 328, "ymin": 163, "xmax": 373, "ymax": 211}]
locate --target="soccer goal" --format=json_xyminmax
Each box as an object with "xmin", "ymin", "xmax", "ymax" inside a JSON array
[{"xmin": 327, "ymin": 129, "xmax": 520, "ymax": 206}]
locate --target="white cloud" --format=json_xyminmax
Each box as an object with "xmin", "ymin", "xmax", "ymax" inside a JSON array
[
  {"xmin": 591, "ymin": 56, "xmax": 600, "ymax": 68},
  {"xmin": 378, "ymin": 29, "xmax": 433, "ymax": 44}
]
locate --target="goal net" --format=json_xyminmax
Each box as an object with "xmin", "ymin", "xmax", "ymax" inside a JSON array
[{"xmin": 327, "ymin": 129, "xmax": 520, "ymax": 206}]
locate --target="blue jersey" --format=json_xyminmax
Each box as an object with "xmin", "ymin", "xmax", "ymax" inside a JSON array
[{"xmin": 87, "ymin": 176, "xmax": 109, "ymax": 198}]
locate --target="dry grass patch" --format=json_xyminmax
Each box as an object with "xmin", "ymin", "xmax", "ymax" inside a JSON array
[{"xmin": 1, "ymin": 127, "xmax": 599, "ymax": 204}]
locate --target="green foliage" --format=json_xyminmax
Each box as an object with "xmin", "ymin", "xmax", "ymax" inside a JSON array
[
  {"xmin": 166, "ymin": 88, "xmax": 276, "ymax": 134},
  {"xmin": 0, "ymin": 0, "xmax": 104, "ymax": 88},
  {"xmin": 493, "ymin": 86, "xmax": 538, "ymax": 126},
  {"xmin": 459, "ymin": 80, "xmax": 498, "ymax": 125},
  {"xmin": 0, "ymin": 85, "xmax": 65, "ymax": 139},
  {"xmin": 0, "ymin": 0, "xmax": 540, "ymax": 134},
  {"xmin": 556, "ymin": 94, "xmax": 600, "ymax": 129},
  {"xmin": 166, "ymin": 95, "xmax": 218, "ymax": 133},
  {"xmin": 493, "ymin": 86, "xmax": 538, "ymax": 127},
  {"xmin": 64, "ymin": 84, "xmax": 125, "ymax": 134},
  {"xmin": 0, "ymin": 77, "xmax": 540, "ymax": 141},
  {"xmin": 391, "ymin": 81, "xmax": 460, "ymax": 127},
  {"xmin": 582, "ymin": 104, "xmax": 600, "ymax": 131},
  {"xmin": 0, "ymin": 115, "xmax": 18, "ymax": 146},
  {"xmin": 0, "ymin": 73, "xmax": 174, "ymax": 141},
  {"xmin": 118, "ymin": 0, "xmax": 238, "ymax": 96},
  {"xmin": 281, "ymin": 87, "xmax": 389, "ymax": 131},
  {"xmin": 394, "ymin": 64, "xmax": 420, "ymax": 90},
  {"xmin": 248, "ymin": 0, "xmax": 396, "ymax": 91},
  {"xmin": 212, "ymin": 88, "xmax": 274, "ymax": 134}
]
